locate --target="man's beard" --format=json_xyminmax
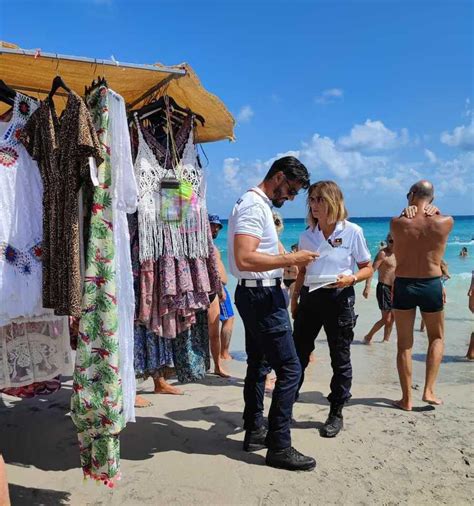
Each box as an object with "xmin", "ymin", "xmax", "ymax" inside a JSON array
[
  {"xmin": 271, "ymin": 184, "xmax": 287, "ymax": 208},
  {"xmin": 212, "ymin": 231, "xmax": 218, "ymax": 239}
]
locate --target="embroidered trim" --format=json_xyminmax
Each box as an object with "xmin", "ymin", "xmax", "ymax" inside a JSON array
[{"xmin": 0, "ymin": 240, "xmax": 42, "ymax": 275}]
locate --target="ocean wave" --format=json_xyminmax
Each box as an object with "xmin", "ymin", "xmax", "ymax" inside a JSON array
[{"xmin": 448, "ymin": 240, "xmax": 474, "ymax": 246}]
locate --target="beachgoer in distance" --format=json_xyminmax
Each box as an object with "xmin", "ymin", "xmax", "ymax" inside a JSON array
[
  {"xmin": 284, "ymin": 243, "xmax": 299, "ymax": 301},
  {"xmin": 363, "ymin": 233, "xmax": 396, "ymax": 343},
  {"xmin": 208, "ymin": 215, "xmax": 232, "ymax": 378},
  {"xmin": 292, "ymin": 181, "xmax": 373, "ymax": 438},
  {"xmin": 209, "ymin": 215, "xmax": 235, "ymax": 362},
  {"xmin": 229, "ymin": 156, "xmax": 317, "ymax": 471},
  {"xmin": 467, "ymin": 271, "xmax": 474, "ymax": 360},
  {"xmin": 460, "ymin": 247, "xmax": 468, "ymax": 257},
  {"xmin": 391, "ymin": 180, "xmax": 453, "ymax": 410}
]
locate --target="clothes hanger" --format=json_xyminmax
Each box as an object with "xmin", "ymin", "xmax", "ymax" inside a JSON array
[
  {"xmin": 134, "ymin": 95, "xmax": 205, "ymax": 125},
  {"xmin": 48, "ymin": 75, "xmax": 72, "ymax": 100},
  {"xmin": 84, "ymin": 75, "xmax": 108, "ymax": 96},
  {"xmin": 0, "ymin": 80, "xmax": 16, "ymax": 106}
]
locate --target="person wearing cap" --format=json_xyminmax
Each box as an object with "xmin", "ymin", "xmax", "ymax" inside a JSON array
[
  {"xmin": 291, "ymin": 181, "xmax": 373, "ymax": 438},
  {"xmin": 229, "ymin": 156, "xmax": 318, "ymax": 471},
  {"xmin": 209, "ymin": 214, "xmax": 235, "ymax": 364}
]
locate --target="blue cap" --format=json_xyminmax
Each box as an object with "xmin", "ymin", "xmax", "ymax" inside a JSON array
[{"xmin": 208, "ymin": 214, "xmax": 223, "ymax": 229}]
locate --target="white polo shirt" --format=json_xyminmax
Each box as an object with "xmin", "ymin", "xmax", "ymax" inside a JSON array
[
  {"xmin": 228, "ymin": 187, "xmax": 282, "ymax": 280},
  {"xmin": 299, "ymin": 220, "xmax": 371, "ymax": 286}
]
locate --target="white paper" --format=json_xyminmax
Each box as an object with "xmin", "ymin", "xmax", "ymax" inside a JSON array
[{"xmin": 307, "ymin": 274, "xmax": 339, "ymax": 292}]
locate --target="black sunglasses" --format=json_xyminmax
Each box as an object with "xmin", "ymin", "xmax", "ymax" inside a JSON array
[{"xmin": 284, "ymin": 175, "xmax": 300, "ymax": 197}]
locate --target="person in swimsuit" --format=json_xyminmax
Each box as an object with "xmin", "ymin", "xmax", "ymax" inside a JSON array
[
  {"xmin": 284, "ymin": 244, "xmax": 299, "ymax": 294},
  {"xmin": 363, "ymin": 233, "xmax": 396, "ymax": 343},
  {"xmin": 460, "ymin": 247, "xmax": 468, "ymax": 257},
  {"xmin": 467, "ymin": 271, "xmax": 474, "ymax": 360},
  {"xmin": 209, "ymin": 215, "xmax": 235, "ymax": 363},
  {"xmin": 208, "ymin": 215, "xmax": 232, "ymax": 378},
  {"xmin": 420, "ymin": 259, "xmax": 450, "ymax": 332},
  {"xmin": 391, "ymin": 180, "xmax": 453, "ymax": 411}
]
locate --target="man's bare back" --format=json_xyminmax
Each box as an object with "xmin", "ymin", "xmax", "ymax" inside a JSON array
[{"xmin": 391, "ymin": 213, "xmax": 453, "ymax": 278}]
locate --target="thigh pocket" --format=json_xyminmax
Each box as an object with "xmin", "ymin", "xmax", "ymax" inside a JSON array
[
  {"xmin": 257, "ymin": 288, "xmax": 291, "ymax": 334},
  {"xmin": 337, "ymin": 295, "xmax": 358, "ymax": 330}
]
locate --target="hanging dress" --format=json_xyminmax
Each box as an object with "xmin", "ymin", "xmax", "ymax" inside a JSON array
[
  {"xmin": 0, "ymin": 93, "xmax": 45, "ymax": 323},
  {"xmin": 108, "ymin": 88, "xmax": 138, "ymax": 424},
  {"xmin": 0, "ymin": 93, "xmax": 71, "ymax": 394},
  {"xmin": 20, "ymin": 91, "xmax": 103, "ymax": 317},
  {"xmin": 70, "ymin": 85, "xmax": 124, "ymax": 487}
]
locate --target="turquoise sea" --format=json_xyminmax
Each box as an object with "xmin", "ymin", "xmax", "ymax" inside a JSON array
[{"xmin": 215, "ymin": 215, "xmax": 474, "ymax": 280}]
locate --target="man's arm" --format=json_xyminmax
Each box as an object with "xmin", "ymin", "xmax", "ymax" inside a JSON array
[
  {"xmin": 214, "ymin": 246, "xmax": 228, "ymax": 285},
  {"xmin": 363, "ymin": 251, "xmax": 384, "ymax": 298},
  {"xmin": 234, "ymin": 234, "xmax": 318, "ymax": 272}
]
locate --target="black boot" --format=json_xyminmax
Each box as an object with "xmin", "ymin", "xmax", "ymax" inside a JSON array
[
  {"xmin": 320, "ymin": 403, "xmax": 344, "ymax": 438},
  {"xmin": 243, "ymin": 426, "xmax": 268, "ymax": 452},
  {"xmin": 266, "ymin": 446, "xmax": 316, "ymax": 471}
]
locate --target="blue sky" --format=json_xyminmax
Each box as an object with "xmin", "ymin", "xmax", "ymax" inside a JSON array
[{"xmin": 2, "ymin": 0, "xmax": 473, "ymax": 218}]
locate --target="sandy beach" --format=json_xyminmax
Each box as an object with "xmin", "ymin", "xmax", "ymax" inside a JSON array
[{"xmin": 2, "ymin": 289, "xmax": 473, "ymax": 505}]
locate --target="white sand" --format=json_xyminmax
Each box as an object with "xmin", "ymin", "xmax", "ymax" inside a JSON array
[{"xmin": 2, "ymin": 289, "xmax": 473, "ymax": 505}]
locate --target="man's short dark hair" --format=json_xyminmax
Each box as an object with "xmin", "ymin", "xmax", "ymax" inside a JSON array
[
  {"xmin": 409, "ymin": 180, "xmax": 434, "ymax": 200},
  {"xmin": 264, "ymin": 156, "xmax": 310, "ymax": 189}
]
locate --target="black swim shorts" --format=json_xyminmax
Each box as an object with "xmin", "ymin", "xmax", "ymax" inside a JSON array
[
  {"xmin": 376, "ymin": 282, "xmax": 392, "ymax": 311},
  {"xmin": 392, "ymin": 277, "xmax": 443, "ymax": 313}
]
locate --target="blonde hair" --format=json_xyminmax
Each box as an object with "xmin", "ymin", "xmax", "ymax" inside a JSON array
[
  {"xmin": 272, "ymin": 211, "xmax": 284, "ymax": 236},
  {"xmin": 307, "ymin": 180, "xmax": 348, "ymax": 228}
]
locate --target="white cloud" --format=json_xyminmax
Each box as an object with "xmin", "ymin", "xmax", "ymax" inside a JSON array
[
  {"xmin": 424, "ymin": 148, "xmax": 437, "ymax": 163},
  {"xmin": 223, "ymin": 157, "xmax": 241, "ymax": 192},
  {"xmin": 440, "ymin": 121, "xmax": 474, "ymax": 151},
  {"xmin": 219, "ymin": 120, "xmax": 474, "ymax": 205},
  {"xmin": 315, "ymin": 88, "xmax": 344, "ymax": 105},
  {"xmin": 237, "ymin": 105, "xmax": 254, "ymax": 123},
  {"xmin": 338, "ymin": 119, "xmax": 409, "ymax": 152}
]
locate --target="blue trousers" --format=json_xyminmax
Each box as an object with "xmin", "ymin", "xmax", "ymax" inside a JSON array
[{"xmin": 235, "ymin": 284, "xmax": 301, "ymax": 450}]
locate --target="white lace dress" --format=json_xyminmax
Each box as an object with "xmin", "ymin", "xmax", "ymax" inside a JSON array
[
  {"xmin": 109, "ymin": 89, "xmax": 138, "ymax": 423},
  {"xmin": 0, "ymin": 93, "xmax": 45, "ymax": 323},
  {"xmin": 0, "ymin": 93, "xmax": 70, "ymax": 389}
]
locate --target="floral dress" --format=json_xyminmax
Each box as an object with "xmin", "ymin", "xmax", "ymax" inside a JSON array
[{"xmin": 70, "ymin": 86, "xmax": 124, "ymax": 487}]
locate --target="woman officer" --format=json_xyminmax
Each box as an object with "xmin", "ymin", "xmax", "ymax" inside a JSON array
[{"xmin": 291, "ymin": 181, "xmax": 373, "ymax": 437}]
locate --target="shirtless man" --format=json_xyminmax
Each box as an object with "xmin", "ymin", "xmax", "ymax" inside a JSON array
[
  {"xmin": 391, "ymin": 180, "xmax": 453, "ymax": 410},
  {"xmin": 208, "ymin": 215, "xmax": 231, "ymax": 378},
  {"xmin": 284, "ymin": 244, "xmax": 299, "ymax": 301},
  {"xmin": 363, "ymin": 233, "xmax": 396, "ymax": 343}
]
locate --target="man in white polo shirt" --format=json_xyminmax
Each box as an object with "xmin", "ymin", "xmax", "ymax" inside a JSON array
[{"xmin": 228, "ymin": 156, "xmax": 318, "ymax": 471}]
